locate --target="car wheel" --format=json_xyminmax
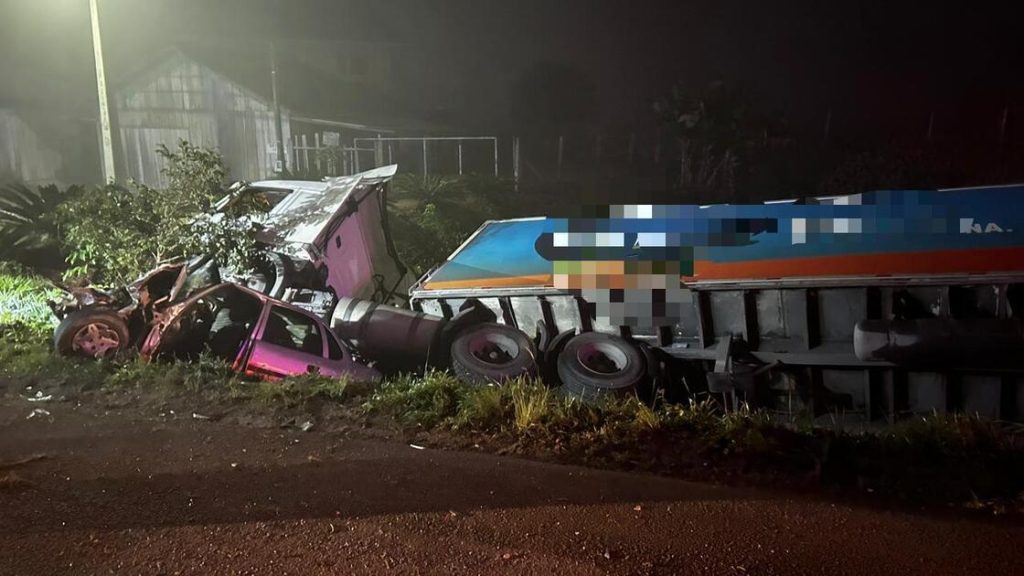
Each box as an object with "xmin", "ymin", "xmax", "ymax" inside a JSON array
[
  {"xmin": 54, "ymin": 310, "xmax": 131, "ymax": 360},
  {"xmin": 450, "ymin": 323, "xmax": 537, "ymax": 385},
  {"xmin": 556, "ymin": 332, "xmax": 645, "ymax": 401}
]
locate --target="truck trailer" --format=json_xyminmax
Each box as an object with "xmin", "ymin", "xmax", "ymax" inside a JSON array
[{"xmin": 405, "ymin": 185, "xmax": 1024, "ymax": 426}]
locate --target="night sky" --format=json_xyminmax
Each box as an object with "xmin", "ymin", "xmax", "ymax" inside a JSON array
[{"xmin": 1, "ymin": 0, "xmax": 1022, "ymax": 138}]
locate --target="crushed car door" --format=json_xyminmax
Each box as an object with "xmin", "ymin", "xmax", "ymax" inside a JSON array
[{"xmin": 243, "ymin": 303, "xmax": 378, "ymax": 381}]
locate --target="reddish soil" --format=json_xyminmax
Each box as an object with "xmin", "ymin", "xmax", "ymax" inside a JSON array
[{"xmin": 1, "ymin": 398, "xmax": 1021, "ymax": 576}]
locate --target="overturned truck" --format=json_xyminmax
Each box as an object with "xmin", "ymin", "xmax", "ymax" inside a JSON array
[{"xmin": 405, "ymin": 185, "xmax": 1024, "ymax": 425}]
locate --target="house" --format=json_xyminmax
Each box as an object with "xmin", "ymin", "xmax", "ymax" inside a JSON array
[
  {"xmin": 0, "ymin": 108, "xmax": 64, "ymax": 185},
  {"xmin": 0, "ymin": 38, "xmax": 441, "ymax": 188},
  {"xmin": 113, "ymin": 47, "xmax": 293, "ymax": 187},
  {"xmin": 113, "ymin": 42, "xmax": 429, "ymax": 187}
]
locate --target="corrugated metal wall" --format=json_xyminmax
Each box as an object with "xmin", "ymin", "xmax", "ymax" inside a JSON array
[
  {"xmin": 115, "ymin": 53, "xmax": 290, "ymax": 187},
  {"xmin": 0, "ymin": 109, "xmax": 63, "ymax": 185}
]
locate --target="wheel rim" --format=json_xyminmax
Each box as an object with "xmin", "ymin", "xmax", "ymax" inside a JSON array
[
  {"xmin": 469, "ymin": 332, "xmax": 519, "ymax": 366},
  {"xmin": 576, "ymin": 341, "xmax": 629, "ymax": 375},
  {"xmin": 71, "ymin": 322, "xmax": 121, "ymax": 359}
]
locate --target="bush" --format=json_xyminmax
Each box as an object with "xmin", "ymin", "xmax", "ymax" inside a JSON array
[
  {"xmin": 388, "ymin": 175, "xmax": 521, "ymax": 277},
  {"xmin": 0, "ymin": 182, "xmax": 80, "ymax": 270},
  {"xmin": 59, "ymin": 141, "xmax": 261, "ymax": 284}
]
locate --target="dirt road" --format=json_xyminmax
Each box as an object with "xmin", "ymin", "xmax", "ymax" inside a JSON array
[{"xmin": 0, "ymin": 400, "xmax": 1020, "ymax": 576}]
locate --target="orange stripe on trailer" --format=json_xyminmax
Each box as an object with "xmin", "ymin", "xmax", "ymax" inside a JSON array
[
  {"xmin": 423, "ymin": 274, "xmax": 554, "ymax": 291},
  {"xmin": 686, "ymin": 246, "xmax": 1024, "ymax": 281},
  {"xmin": 420, "ymin": 247, "xmax": 1024, "ymax": 291}
]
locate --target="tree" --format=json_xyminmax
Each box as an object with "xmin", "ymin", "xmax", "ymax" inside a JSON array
[
  {"xmin": 60, "ymin": 141, "xmax": 260, "ymax": 284},
  {"xmin": 654, "ymin": 81, "xmax": 771, "ymax": 194}
]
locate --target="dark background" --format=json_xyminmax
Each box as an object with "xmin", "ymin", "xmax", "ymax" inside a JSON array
[{"xmin": 2, "ymin": 0, "xmax": 1023, "ymax": 197}]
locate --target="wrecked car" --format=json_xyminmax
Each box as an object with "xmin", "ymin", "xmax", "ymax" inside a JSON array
[
  {"xmin": 52, "ymin": 257, "xmax": 380, "ymax": 382},
  {"xmin": 48, "ymin": 164, "xmax": 530, "ymax": 385}
]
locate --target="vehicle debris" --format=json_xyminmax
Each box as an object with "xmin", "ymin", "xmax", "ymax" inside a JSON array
[
  {"xmin": 48, "ymin": 166, "xmax": 414, "ymax": 386},
  {"xmin": 53, "ymin": 267, "xmax": 381, "ymax": 383},
  {"xmin": 23, "ymin": 391, "xmax": 53, "ymax": 402},
  {"xmin": 26, "ymin": 408, "xmax": 51, "ymax": 420}
]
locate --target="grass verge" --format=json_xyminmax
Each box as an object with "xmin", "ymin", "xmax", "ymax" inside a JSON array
[{"xmin": 1, "ymin": 326, "xmax": 1022, "ymax": 511}]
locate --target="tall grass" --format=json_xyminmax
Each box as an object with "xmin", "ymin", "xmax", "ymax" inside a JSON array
[
  {"xmin": 364, "ymin": 370, "xmax": 463, "ymax": 427},
  {"xmin": 510, "ymin": 378, "xmax": 551, "ymax": 431},
  {"xmin": 0, "ymin": 263, "xmax": 59, "ymax": 329}
]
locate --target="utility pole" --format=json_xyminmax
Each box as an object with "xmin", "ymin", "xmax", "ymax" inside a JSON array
[
  {"xmin": 270, "ymin": 41, "xmax": 287, "ymax": 173},
  {"xmin": 89, "ymin": 0, "xmax": 116, "ymax": 183}
]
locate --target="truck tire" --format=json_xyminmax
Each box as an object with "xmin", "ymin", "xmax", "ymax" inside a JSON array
[
  {"xmin": 450, "ymin": 323, "xmax": 537, "ymax": 385},
  {"xmin": 557, "ymin": 332, "xmax": 645, "ymax": 401},
  {"xmin": 54, "ymin": 309, "xmax": 130, "ymax": 360}
]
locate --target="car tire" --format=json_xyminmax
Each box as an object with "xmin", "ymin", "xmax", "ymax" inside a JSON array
[
  {"xmin": 556, "ymin": 332, "xmax": 645, "ymax": 402},
  {"xmin": 54, "ymin": 309, "xmax": 131, "ymax": 360},
  {"xmin": 450, "ymin": 323, "xmax": 537, "ymax": 385}
]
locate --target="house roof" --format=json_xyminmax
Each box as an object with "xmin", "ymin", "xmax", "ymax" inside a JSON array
[{"xmin": 114, "ymin": 41, "xmax": 440, "ymax": 133}]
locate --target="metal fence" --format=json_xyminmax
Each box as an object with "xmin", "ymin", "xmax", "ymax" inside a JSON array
[
  {"xmin": 289, "ymin": 135, "xmax": 502, "ymax": 179},
  {"xmin": 352, "ymin": 136, "xmax": 500, "ymax": 177}
]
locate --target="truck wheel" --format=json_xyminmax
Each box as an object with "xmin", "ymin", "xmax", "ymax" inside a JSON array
[
  {"xmin": 54, "ymin": 310, "xmax": 130, "ymax": 360},
  {"xmin": 450, "ymin": 323, "xmax": 538, "ymax": 385},
  {"xmin": 557, "ymin": 332, "xmax": 645, "ymax": 401}
]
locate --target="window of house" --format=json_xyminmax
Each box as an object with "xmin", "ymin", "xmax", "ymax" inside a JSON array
[{"xmin": 262, "ymin": 306, "xmax": 324, "ymax": 356}]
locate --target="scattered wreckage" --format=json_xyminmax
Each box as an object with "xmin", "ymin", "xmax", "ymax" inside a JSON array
[
  {"xmin": 53, "ymin": 257, "xmax": 380, "ymax": 382},
  {"xmin": 47, "ymin": 169, "xmax": 1024, "ymax": 423},
  {"xmin": 49, "ymin": 166, "xmax": 537, "ymax": 386}
]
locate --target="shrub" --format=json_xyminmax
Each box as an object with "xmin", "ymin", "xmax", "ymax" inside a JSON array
[
  {"xmin": 59, "ymin": 141, "xmax": 261, "ymax": 284},
  {"xmin": 0, "ymin": 182, "xmax": 80, "ymax": 270},
  {"xmin": 388, "ymin": 175, "xmax": 520, "ymax": 277}
]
